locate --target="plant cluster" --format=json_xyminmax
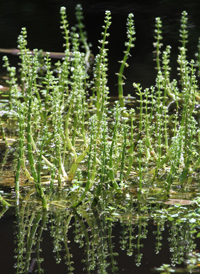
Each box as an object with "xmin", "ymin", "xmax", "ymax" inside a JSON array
[{"xmin": 0, "ymin": 7, "xmax": 200, "ymax": 209}]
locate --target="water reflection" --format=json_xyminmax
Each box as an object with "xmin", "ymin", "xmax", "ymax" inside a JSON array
[{"xmin": 0, "ymin": 196, "xmax": 198, "ymax": 273}]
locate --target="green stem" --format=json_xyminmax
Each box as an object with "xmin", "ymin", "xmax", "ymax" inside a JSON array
[{"xmin": 15, "ymin": 109, "xmax": 23, "ymax": 198}]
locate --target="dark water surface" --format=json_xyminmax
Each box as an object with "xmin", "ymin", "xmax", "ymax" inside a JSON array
[
  {"xmin": 1, "ymin": 0, "xmax": 200, "ymax": 273},
  {"xmin": 0, "ymin": 208, "xmax": 172, "ymax": 274}
]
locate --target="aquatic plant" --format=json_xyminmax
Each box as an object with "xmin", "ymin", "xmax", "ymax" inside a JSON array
[
  {"xmin": 117, "ymin": 13, "xmax": 136, "ymax": 107},
  {"xmin": 1, "ymin": 7, "xmax": 200, "ymax": 211}
]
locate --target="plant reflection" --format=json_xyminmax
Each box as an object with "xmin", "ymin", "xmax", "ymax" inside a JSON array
[{"xmin": 8, "ymin": 196, "xmax": 200, "ymax": 273}]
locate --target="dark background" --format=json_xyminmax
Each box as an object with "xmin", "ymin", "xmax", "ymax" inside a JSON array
[{"xmin": 1, "ymin": 0, "xmax": 200, "ymax": 94}]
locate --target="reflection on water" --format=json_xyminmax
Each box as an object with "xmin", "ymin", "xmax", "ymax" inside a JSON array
[{"xmin": 1, "ymin": 193, "xmax": 200, "ymax": 273}]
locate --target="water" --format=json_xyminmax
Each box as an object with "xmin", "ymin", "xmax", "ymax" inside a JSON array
[{"xmin": 0, "ymin": 200, "xmax": 192, "ymax": 273}]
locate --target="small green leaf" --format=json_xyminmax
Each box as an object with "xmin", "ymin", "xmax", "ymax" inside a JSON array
[{"xmin": 168, "ymin": 217, "xmax": 174, "ymax": 221}]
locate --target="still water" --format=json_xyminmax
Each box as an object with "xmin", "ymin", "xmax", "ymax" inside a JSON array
[
  {"xmin": 1, "ymin": 196, "xmax": 200, "ymax": 273},
  {"xmin": 1, "ymin": 0, "xmax": 200, "ymax": 273}
]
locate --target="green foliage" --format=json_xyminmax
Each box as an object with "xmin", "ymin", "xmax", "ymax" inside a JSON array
[
  {"xmin": 118, "ymin": 13, "xmax": 136, "ymax": 107},
  {"xmin": 1, "ymin": 6, "xmax": 200, "ymax": 210}
]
